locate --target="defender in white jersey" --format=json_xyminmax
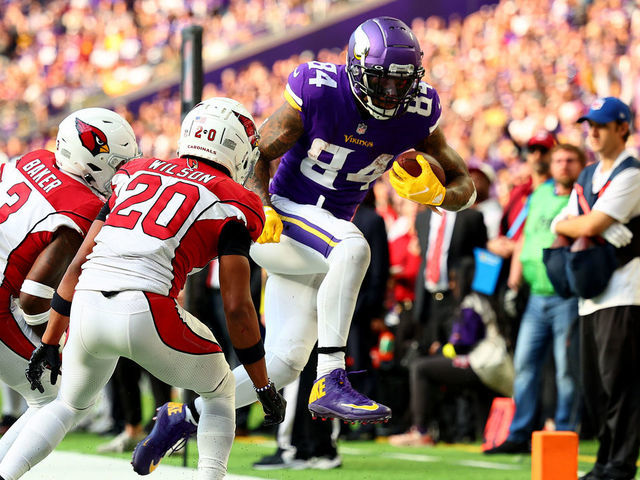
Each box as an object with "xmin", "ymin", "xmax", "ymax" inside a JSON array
[
  {"xmin": 0, "ymin": 98, "xmax": 285, "ymax": 480},
  {"xmin": 0, "ymin": 108, "xmax": 139, "ymax": 462},
  {"xmin": 133, "ymin": 18, "xmax": 476, "ymax": 461}
]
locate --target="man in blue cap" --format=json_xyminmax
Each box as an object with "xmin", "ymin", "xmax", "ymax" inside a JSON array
[{"xmin": 553, "ymin": 97, "xmax": 640, "ymax": 480}]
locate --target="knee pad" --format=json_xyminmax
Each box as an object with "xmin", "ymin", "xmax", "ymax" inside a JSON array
[
  {"xmin": 265, "ymin": 353, "xmax": 303, "ymax": 389},
  {"xmin": 330, "ymin": 236, "xmax": 371, "ymax": 269}
]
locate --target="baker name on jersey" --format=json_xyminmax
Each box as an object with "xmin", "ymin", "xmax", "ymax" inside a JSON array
[
  {"xmin": 21, "ymin": 158, "xmax": 63, "ymax": 192},
  {"xmin": 148, "ymin": 159, "xmax": 216, "ymax": 184}
]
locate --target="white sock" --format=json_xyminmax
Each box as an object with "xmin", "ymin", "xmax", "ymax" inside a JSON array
[
  {"xmin": 316, "ymin": 352, "xmax": 346, "ymax": 378},
  {"xmin": 316, "ymin": 236, "xmax": 369, "ymax": 378}
]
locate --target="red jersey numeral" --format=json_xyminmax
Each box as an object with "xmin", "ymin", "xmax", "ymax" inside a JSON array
[
  {"xmin": 0, "ymin": 182, "xmax": 32, "ymax": 224},
  {"xmin": 108, "ymin": 173, "xmax": 200, "ymax": 239}
]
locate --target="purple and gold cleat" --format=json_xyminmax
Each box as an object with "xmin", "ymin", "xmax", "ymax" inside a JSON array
[
  {"xmin": 308, "ymin": 369, "xmax": 391, "ymax": 423},
  {"xmin": 131, "ymin": 402, "xmax": 197, "ymax": 475}
]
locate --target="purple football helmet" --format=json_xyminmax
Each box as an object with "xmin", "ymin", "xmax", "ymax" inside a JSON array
[{"xmin": 347, "ymin": 17, "xmax": 425, "ymax": 120}]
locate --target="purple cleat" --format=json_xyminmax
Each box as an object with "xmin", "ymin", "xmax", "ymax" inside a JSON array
[
  {"xmin": 308, "ymin": 369, "xmax": 391, "ymax": 423},
  {"xmin": 131, "ymin": 402, "xmax": 197, "ymax": 475}
]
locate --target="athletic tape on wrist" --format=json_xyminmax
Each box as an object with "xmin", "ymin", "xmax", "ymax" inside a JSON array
[{"xmin": 21, "ymin": 280, "xmax": 55, "ymax": 299}]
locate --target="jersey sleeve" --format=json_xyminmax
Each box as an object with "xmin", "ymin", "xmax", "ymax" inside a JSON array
[
  {"xmin": 418, "ymin": 82, "xmax": 442, "ymax": 135},
  {"xmin": 284, "ymin": 62, "xmax": 309, "ymax": 112},
  {"xmin": 593, "ymin": 168, "xmax": 640, "ymax": 223},
  {"xmin": 284, "ymin": 61, "xmax": 342, "ymax": 135},
  {"xmin": 208, "ymin": 178, "xmax": 266, "ymax": 243}
]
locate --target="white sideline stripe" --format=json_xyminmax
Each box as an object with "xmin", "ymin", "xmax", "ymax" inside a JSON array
[
  {"xmin": 456, "ymin": 460, "xmax": 521, "ymax": 470},
  {"xmin": 21, "ymin": 450, "xmax": 264, "ymax": 480},
  {"xmin": 381, "ymin": 452, "xmax": 439, "ymax": 463},
  {"xmin": 380, "ymin": 452, "xmax": 521, "ymax": 471}
]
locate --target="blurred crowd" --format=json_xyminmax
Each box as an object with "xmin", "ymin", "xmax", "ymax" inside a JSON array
[
  {"xmin": 2, "ymin": 0, "xmax": 639, "ymax": 199},
  {"xmin": 0, "ymin": 0, "xmax": 355, "ymax": 142},
  {"xmin": 1, "ymin": 0, "xmax": 639, "ymax": 456}
]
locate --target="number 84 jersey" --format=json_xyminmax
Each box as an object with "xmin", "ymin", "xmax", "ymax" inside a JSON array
[
  {"xmin": 270, "ymin": 61, "xmax": 442, "ymax": 221},
  {"xmin": 77, "ymin": 157, "xmax": 265, "ymax": 298}
]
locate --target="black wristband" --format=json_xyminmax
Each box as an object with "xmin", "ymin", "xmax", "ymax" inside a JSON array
[
  {"xmin": 234, "ymin": 340, "xmax": 265, "ymax": 365},
  {"xmin": 51, "ymin": 292, "xmax": 72, "ymax": 317}
]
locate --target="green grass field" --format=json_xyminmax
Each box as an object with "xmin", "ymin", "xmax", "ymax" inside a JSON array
[
  {"xmin": 51, "ymin": 430, "xmax": 605, "ymax": 479},
  {"xmin": 3, "ymin": 392, "xmax": 633, "ymax": 479}
]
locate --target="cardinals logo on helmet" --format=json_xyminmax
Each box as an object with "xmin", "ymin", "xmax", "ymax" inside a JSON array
[
  {"xmin": 233, "ymin": 112, "xmax": 259, "ymax": 148},
  {"xmin": 76, "ymin": 118, "xmax": 110, "ymax": 156}
]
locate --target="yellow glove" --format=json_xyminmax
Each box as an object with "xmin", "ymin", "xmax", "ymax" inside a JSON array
[
  {"xmin": 389, "ymin": 154, "xmax": 446, "ymax": 206},
  {"xmin": 257, "ymin": 206, "xmax": 283, "ymax": 244},
  {"xmin": 442, "ymin": 343, "xmax": 456, "ymax": 359}
]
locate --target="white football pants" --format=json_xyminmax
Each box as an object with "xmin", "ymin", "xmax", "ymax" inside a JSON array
[
  {"xmin": 235, "ymin": 194, "xmax": 371, "ymax": 406},
  {"xmin": 0, "ymin": 290, "xmax": 234, "ymax": 480},
  {"xmin": 0, "ymin": 306, "xmax": 57, "ymax": 463}
]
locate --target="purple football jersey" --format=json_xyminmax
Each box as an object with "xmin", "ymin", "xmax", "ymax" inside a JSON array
[{"xmin": 269, "ymin": 61, "xmax": 442, "ymax": 220}]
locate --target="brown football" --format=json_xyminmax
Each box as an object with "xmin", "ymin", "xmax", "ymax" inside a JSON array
[{"xmin": 395, "ymin": 151, "xmax": 446, "ymax": 184}]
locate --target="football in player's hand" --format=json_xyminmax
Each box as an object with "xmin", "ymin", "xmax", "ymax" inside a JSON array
[{"xmin": 395, "ymin": 151, "xmax": 446, "ymax": 184}]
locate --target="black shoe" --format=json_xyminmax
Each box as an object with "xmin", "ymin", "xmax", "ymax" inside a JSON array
[
  {"xmin": 484, "ymin": 439, "xmax": 531, "ymax": 455},
  {"xmin": 252, "ymin": 448, "xmax": 294, "ymax": 470},
  {"xmin": 579, "ymin": 473, "xmax": 602, "ymax": 480}
]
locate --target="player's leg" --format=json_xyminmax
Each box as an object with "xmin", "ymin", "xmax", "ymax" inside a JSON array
[
  {"xmin": 0, "ymin": 290, "xmax": 120, "ymax": 480},
  {"xmin": 0, "ymin": 383, "xmax": 26, "ymax": 435},
  {"xmin": 252, "ymin": 196, "xmax": 391, "ymax": 422},
  {"xmin": 232, "ymin": 272, "xmax": 321, "ymax": 407},
  {"xmin": 188, "ymin": 271, "xmax": 319, "ymax": 427},
  {"xmin": 0, "ymin": 311, "xmax": 59, "ymax": 461},
  {"xmin": 130, "ymin": 293, "xmax": 235, "ymax": 479},
  {"xmin": 0, "ymin": 348, "xmax": 58, "ymax": 462}
]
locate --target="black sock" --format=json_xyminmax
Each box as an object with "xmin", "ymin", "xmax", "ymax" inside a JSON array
[{"xmin": 187, "ymin": 399, "xmax": 200, "ymax": 424}]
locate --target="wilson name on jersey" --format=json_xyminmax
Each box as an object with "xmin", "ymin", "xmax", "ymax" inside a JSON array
[{"xmin": 76, "ymin": 157, "xmax": 265, "ymax": 298}]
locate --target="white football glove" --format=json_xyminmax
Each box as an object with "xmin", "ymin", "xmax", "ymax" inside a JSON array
[{"xmin": 602, "ymin": 222, "xmax": 633, "ymax": 248}]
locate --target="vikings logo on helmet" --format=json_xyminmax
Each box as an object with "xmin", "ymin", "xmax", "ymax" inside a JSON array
[{"xmin": 75, "ymin": 118, "xmax": 110, "ymax": 156}]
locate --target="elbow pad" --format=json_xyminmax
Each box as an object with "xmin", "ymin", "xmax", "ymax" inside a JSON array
[
  {"xmin": 21, "ymin": 280, "xmax": 55, "ymax": 299},
  {"xmin": 24, "ymin": 309, "xmax": 51, "ymax": 326}
]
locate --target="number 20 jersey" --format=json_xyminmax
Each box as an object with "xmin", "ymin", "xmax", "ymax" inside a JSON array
[
  {"xmin": 76, "ymin": 157, "xmax": 265, "ymax": 298},
  {"xmin": 270, "ymin": 61, "xmax": 442, "ymax": 221}
]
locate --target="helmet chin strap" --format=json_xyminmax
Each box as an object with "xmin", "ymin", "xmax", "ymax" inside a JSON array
[{"xmin": 78, "ymin": 172, "xmax": 108, "ymax": 200}]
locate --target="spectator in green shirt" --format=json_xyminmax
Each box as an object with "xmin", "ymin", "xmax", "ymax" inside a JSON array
[{"xmin": 485, "ymin": 144, "xmax": 586, "ymax": 454}]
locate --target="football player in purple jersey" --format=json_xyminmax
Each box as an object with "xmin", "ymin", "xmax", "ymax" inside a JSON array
[{"xmin": 134, "ymin": 16, "xmax": 475, "ymax": 472}]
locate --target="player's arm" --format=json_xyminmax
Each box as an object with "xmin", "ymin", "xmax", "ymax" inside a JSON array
[
  {"xmin": 246, "ymin": 101, "xmax": 304, "ymax": 206},
  {"xmin": 245, "ymin": 101, "xmax": 304, "ymax": 243},
  {"xmin": 44, "ymin": 219, "xmax": 103, "ymax": 344},
  {"xmin": 554, "ymin": 210, "xmax": 616, "ymax": 239},
  {"xmin": 19, "ymin": 227, "xmax": 83, "ymax": 334},
  {"xmin": 414, "ymin": 126, "xmax": 476, "ymax": 211},
  {"xmin": 218, "ymin": 221, "xmax": 286, "ymax": 424},
  {"xmin": 26, "ymin": 216, "xmax": 104, "ymax": 393}
]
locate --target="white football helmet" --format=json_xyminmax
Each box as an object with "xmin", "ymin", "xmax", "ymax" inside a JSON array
[
  {"xmin": 55, "ymin": 108, "xmax": 140, "ymax": 197},
  {"xmin": 177, "ymin": 97, "xmax": 260, "ymax": 185}
]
